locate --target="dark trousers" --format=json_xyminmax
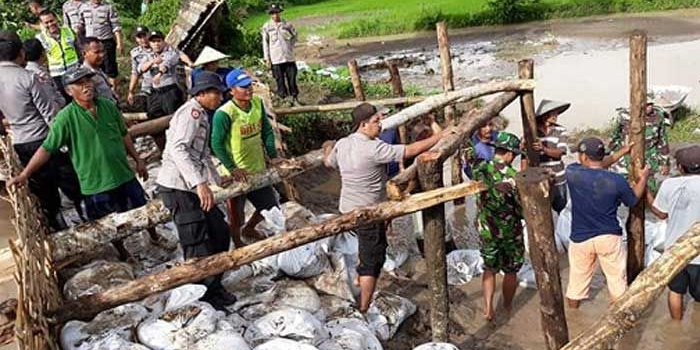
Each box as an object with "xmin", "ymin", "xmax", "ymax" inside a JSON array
[
  {"xmin": 271, "ymin": 61, "xmax": 299, "ymax": 98},
  {"xmin": 147, "ymin": 84, "xmax": 184, "ymax": 119},
  {"xmin": 84, "ymin": 178, "xmax": 148, "ymax": 220},
  {"xmin": 100, "ymin": 38, "xmax": 119, "ymax": 78},
  {"xmin": 551, "ymin": 182, "xmax": 568, "ymax": 214},
  {"xmin": 53, "ymin": 77, "xmax": 72, "ymax": 104},
  {"xmin": 159, "ymin": 187, "xmax": 230, "ymax": 291},
  {"xmin": 14, "ymin": 140, "xmax": 83, "ymax": 231}
]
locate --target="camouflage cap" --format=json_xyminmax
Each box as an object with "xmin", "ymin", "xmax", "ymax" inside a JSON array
[{"xmin": 489, "ymin": 131, "xmax": 521, "ymax": 155}]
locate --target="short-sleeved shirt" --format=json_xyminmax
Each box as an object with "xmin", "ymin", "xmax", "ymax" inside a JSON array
[
  {"xmin": 62, "ymin": 0, "xmax": 85, "ymax": 34},
  {"xmin": 261, "ymin": 19, "xmax": 297, "ymax": 65},
  {"xmin": 653, "ymin": 175, "xmax": 700, "ymax": 265},
  {"xmin": 82, "ymin": 62, "xmax": 117, "ymax": 103},
  {"xmin": 463, "ymin": 131, "xmax": 497, "ymax": 179},
  {"xmin": 328, "ymin": 132, "xmax": 405, "ymax": 213},
  {"xmin": 566, "ymin": 163, "xmax": 638, "ymax": 243},
  {"xmin": 42, "ymin": 98, "xmax": 134, "ymax": 195},
  {"xmin": 130, "ymin": 46, "xmax": 152, "ymax": 92},
  {"xmin": 538, "ymin": 124, "xmax": 569, "ymax": 185},
  {"xmin": 80, "ymin": 1, "xmax": 121, "ymax": 40},
  {"xmin": 141, "ymin": 47, "xmax": 180, "ymax": 89}
]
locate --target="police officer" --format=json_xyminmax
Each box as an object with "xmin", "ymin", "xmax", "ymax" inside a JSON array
[
  {"xmin": 127, "ymin": 25, "xmax": 152, "ymax": 107},
  {"xmin": 141, "ymin": 30, "xmax": 185, "ymax": 119},
  {"xmin": 36, "ymin": 9, "xmax": 80, "ymax": 102},
  {"xmin": 23, "ymin": 38, "xmax": 66, "ymax": 109},
  {"xmin": 156, "ymin": 71, "xmax": 237, "ymax": 310},
  {"xmin": 81, "ymin": 36, "xmax": 118, "ymax": 103},
  {"xmin": 0, "ymin": 30, "xmax": 82, "ymax": 230},
  {"xmin": 79, "ymin": 0, "xmax": 123, "ymax": 91},
  {"xmin": 62, "ymin": 0, "xmax": 86, "ymax": 44},
  {"xmin": 262, "ymin": 3, "xmax": 299, "ymax": 103}
]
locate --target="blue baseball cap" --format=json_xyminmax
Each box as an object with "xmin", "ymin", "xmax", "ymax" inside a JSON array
[{"xmin": 225, "ymin": 68, "xmax": 253, "ymax": 89}]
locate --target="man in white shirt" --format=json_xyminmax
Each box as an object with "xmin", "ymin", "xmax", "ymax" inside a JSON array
[{"xmin": 651, "ymin": 144, "xmax": 700, "ymax": 320}]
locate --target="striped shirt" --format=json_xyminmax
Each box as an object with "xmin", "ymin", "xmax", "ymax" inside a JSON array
[{"xmin": 538, "ymin": 125, "xmax": 569, "ymax": 185}]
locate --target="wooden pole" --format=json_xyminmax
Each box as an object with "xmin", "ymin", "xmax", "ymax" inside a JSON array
[
  {"xmin": 518, "ymin": 59, "xmax": 540, "ymax": 166},
  {"xmin": 627, "ymin": 31, "xmax": 647, "ymax": 283},
  {"xmin": 416, "ymin": 151, "xmax": 449, "ymax": 341},
  {"xmin": 562, "ymin": 223, "xmax": 700, "ymax": 350},
  {"xmin": 515, "ymin": 168, "xmax": 569, "ymax": 350},
  {"xmin": 50, "ymin": 149, "xmax": 325, "ymax": 264},
  {"xmin": 50, "ymin": 182, "xmax": 487, "ymax": 323},
  {"xmin": 387, "ymin": 92, "xmax": 519, "ymax": 200},
  {"xmin": 348, "ymin": 59, "xmax": 366, "ymax": 101},
  {"xmin": 387, "ymin": 61, "xmax": 409, "ymax": 144},
  {"xmin": 436, "ymin": 21, "xmax": 456, "ymax": 125}
]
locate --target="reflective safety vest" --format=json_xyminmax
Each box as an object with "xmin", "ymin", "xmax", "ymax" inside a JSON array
[
  {"xmin": 219, "ymin": 96, "xmax": 266, "ymax": 173},
  {"xmin": 36, "ymin": 27, "xmax": 79, "ymax": 78}
]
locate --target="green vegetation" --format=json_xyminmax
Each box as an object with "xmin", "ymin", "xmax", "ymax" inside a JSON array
[{"xmin": 669, "ymin": 107, "xmax": 700, "ymax": 143}]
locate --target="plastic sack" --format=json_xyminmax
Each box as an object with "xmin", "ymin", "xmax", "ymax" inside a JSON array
[
  {"xmin": 318, "ymin": 318, "xmax": 383, "ymax": 350},
  {"xmin": 313, "ymin": 251, "xmax": 357, "ymax": 302},
  {"xmin": 83, "ymin": 303, "xmax": 149, "ymax": 339},
  {"xmin": 446, "ymin": 249, "xmax": 484, "ymax": 285},
  {"xmin": 517, "ymin": 262, "xmax": 537, "ymax": 289},
  {"xmin": 137, "ymin": 301, "xmax": 222, "ymax": 350},
  {"xmin": 244, "ymin": 307, "xmax": 329, "ymax": 346},
  {"xmin": 192, "ymin": 329, "xmax": 251, "ymax": 350},
  {"xmin": 164, "ymin": 284, "xmax": 208, "ymax": 312},
  {"xmin": 76, "ymin": 333, "xmax": 150, "ymax": 350},
  {"xmin": 60, "ymin": 321, "xmax": 90, "ymax": 350},
  {"xmin": 253, "ymin": 338, "xmax": 320, "ymax": 350},
  {"xmin": 554, "ymin": 206, "xmax": 572, "ymax": 253},
  {"xmin": 277, "ymin": 241, "xmax": 331, "ymax": 279},
  {"xmin": 413, "ymin": 343, "xmax": 461, "ymax": 350},
  {"xmin": 273, "ymin": 280, "xmax": 322, "ymax": 314},
  {"xmin": 219, "ymin": 313, "xmax": 250, "ymax": 335},
  {"xmin": 366, "ymin": 291, "xmax": 417, "ymax": 341},
  {"xmin": 63, "ymin": 260, "xmax": 134, "ymax": 300}
]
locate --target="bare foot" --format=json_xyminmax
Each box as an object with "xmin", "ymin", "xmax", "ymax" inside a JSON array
[{"xmin": 483, "ymin": 308, "xmax": 495, "ymax": 321}]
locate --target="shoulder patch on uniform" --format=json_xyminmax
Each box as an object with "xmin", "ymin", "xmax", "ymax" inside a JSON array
[{"xmin": 191, "ymin": 109, "xmax": 201, "ymax": 119}]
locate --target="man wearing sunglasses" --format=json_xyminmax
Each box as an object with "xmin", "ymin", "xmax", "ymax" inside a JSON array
[{"xmin": 211, "ymin": 68, "xmax": 282, "ymax": 247}]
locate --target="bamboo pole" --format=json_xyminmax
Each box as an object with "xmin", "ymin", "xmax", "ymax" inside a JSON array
[
  {"xmin": 416, "ymin": 151, "xmax": 449, "ymax": 341},
  {"xmin": 380, "ymin": 79, "xmax": 535, "ymax": 131},
  {"xmin": 627, "ymin": 31, "xmax": 647, "ymax": 283},
  {"xmin": 348, "ymin": 59, "xmax": 366, "ymax": 101},
  {"xmin": 50, "ymin": 182, "xmax": 487, "ymax": 323},
  {"xmin": 518, "ymin": 59, "xmax": 540, "ymax": 166},
  {"xmin": 515, "ymin": 168, "xmax": 569, "ymax": 350},
  {"xmin": 387, "ymin": 92, "xmax": 519, "ymax": 200},
  {"xmin": 561, "ymin": 223, "xmax": 700, "ymax": 350},
  {"xmin": 50, "ymin": 149, "xmax": 325, "ymax": 264}
]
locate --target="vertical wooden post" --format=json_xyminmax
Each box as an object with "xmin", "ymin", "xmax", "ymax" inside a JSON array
[
  {"xmin": 627, "ymin": 31, "xmax": 647, "ymax": 283},
  {"xmin": 387, "ymin": 61, "xmax": 409, "ymax": 144},
  {"xmin": 515, "ymin": 168, "xmax": 569, "ymax": 350},
  {"xmin": 518, "ymin": 59, "xmax": 540, "ymax": 166},
  {"xmin": 416, "ymin": 151, "xmax": 449, "ymax": 342},
  {"xmin": 348, "ymin": 59, "xmax": 365, "ymax": 101}
]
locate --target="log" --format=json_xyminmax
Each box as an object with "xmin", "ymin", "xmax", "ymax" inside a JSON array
[
  {"xmin": 387, "ymin": 92, "xmax": 519, "ymax": 200},
  {"xmin": 50, "ymin": 149, "xmax": 325, "ymax": 264},
  {"xmin": 380, "ymin": 79, "xmax": 535, "ymax": 130},
  {"xmin": 518, "ymin": 59, "xmax": 540, "ymax": 166},
  {"xmin": 128, "ymin": 115, "xmax": 173, "ymax": 138},
  {"xmin": 416, "ymin": 151, "xmax": 449, "ymax": 341},
  {"xmin": 515, "ymin": 168, "xmax": 569, "ymax": 350},
  {"xmin": 348, "ymin": 59, "xmax": 366, "ymax": 101},
  {"xmin": 436, "ymin": 22, "xmax": 456, "ymax": 125},
  {"xmin": 50, "ymin": 182, "xmax": 487, "ymax": 323},
  {"xmin": 561, "ymin": 223, "xmax": 700, "ymax": 350},
  {"xmin": 274, "ymin": 96, "xmax": 426, "ymax": 116},
  {"xmin": 626, "ymin": 31, "xmax": 647, "ymax": 283}
]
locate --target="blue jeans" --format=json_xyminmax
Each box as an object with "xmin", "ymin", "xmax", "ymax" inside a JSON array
[{"xmin": 84, "ymin": 178, "xmax": 148, "ymax": 220}]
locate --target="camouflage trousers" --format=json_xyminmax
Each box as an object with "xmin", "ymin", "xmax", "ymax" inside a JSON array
[
  {"xmin": 479, "ymin": 224, "xmax": 525, "ymax": 274},
  {"xmin": 612, "ymin": 154, "xmax": 664, "ymax": 194}
]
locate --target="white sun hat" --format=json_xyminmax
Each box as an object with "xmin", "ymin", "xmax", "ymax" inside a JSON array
[{"xmin": 193, "ymin": 46, "xmax": 230, "ymax": 67}]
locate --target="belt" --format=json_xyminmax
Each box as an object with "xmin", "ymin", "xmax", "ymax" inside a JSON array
[{"xmin": 152, "ymin": 84, "xmax": 178, "ymax": 93}]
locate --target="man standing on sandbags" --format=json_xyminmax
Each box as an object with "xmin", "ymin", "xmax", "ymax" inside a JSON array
[
  {"xmin": 156, "ymin": 71, "xmax": 238, "ymax": 310},
  {"xmin": 324, "ymin": 103, "xmax": 441, "ymax": 313},
  {"xmin": 262, "ymin": 3, "xmax": 300, "ymax": 104}
]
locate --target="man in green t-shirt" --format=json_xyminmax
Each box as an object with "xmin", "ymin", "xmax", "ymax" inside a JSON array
[
  {"xmin": 7, "ymin": 67, "xmax": 158, "ymax": 254},
  {"xmin": 210, "ymin": 68, "xmax": 281, "ymax": 247}
]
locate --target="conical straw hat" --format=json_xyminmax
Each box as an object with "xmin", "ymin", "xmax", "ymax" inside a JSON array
[{"xmin": 193, "ymin": 46, "xmax": 230, "ymax": 66}]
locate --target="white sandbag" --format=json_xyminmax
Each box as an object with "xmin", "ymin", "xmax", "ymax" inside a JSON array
[
  {"xmin": 259, "ymin": 206, "xmax": 286, "ymax": 236},
  {"xmin": 274, "ymin": 280, "xmax": 322, "ymax": 314},
  {"xmin": 253, "ymin": 338, "xmax": 319, "ymax": 350},
  {"xmin": 312, "ymin": 251, "xmax": 357, "ymax": 302},
  {"xmin": 77, "ymin": 333, "xmax": 150, "ymax": 350},
  {"xmin": 222, "ymin": 256, "xmax": 279, "ymax": 292},
  {"xmin": 517, "ymin": 262, "xmax": 537, "ymax": 289},
  {"xmin": 63, "ymin": 260, "xmax": 134, "ymax": 300},
  {"xmin": 83, "ymin": 303, "xmax": 149, "ymax": 339},
  {"xmin": 164, "ymin": 284, "xmax": 208, "ymax": 312},
  {"xmin": 192, "ymin": 329, "xmax": 251, "ymax": 350},
  {"xmin": 318, "ymin": 295, "xmax": 360, "ymax": 320},
  {"xmin": 277, "ymin": 241, "xmax": 331, "ymax": 278},
  {"xmin": 318, "ymin": 318, "xmax": 383, "ymax": 350},
  {"xmin": 646, "ymin": 219, "xmax": 667, "ymax": 252},
  {"xmin": 245, "ymin": 307, "xmax": 329, "ymax": 346},
  {"xmin": 383, "ymin": 249, "xmax": 409, "ymax": 272},
  {"xmin": 554, "ymin": 206, "xmax": 572, "ymax": 253},
  {"xmin": 219, "ymin": 313, "xmax": 250, "ymax": 334},
  {"xmin": 446, "ymin": 249, "xmax": 483, "ymax": 285},
  {"xmin": 366, "ymin": 291, "xmax": 417, "ymax": 341},
  {"xmin": 137, "ymin": 301, "xmax": 222, "ymax": 350},
  {"xmin": 413, "ymin": 343, "xmax": 460, "ymax": 350},
  {"xmin": 61, "ymin": 321, "xmax": 90, "ymax": 350}
]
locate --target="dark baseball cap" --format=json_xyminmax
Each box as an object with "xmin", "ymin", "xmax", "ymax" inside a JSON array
[
  {"xmin": 148, "ymin": 30, "xmax": 165, "ymax": 40},
  {"xmin": 576, "ymin": 137, "xmax": 608, "ymax": 161},
  {"xmin": 134, "ymin": 25, "xmax": 149, "ymax": 37},
  {"xmin": 62, "ymin": 66, "xmax": 95, "ymax": 86},
  {"xmin": 676, "ymin": 145, "xmax": 700, "ymax": 173},
  {"xmin": 268, "ymin": 3, "xmax": 283, "ymax": 13},
  {"xmin": 351, "ymin": 103, "xmax": 390, "ymax": 130}
]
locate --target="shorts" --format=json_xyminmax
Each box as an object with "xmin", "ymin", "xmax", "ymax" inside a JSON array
[
  {"xmin": 479, "ymin": 227, "xmax": 525, "ymax": 274},
  {"xmin": 84, "ymin": 178, "xmax": 147, "ymax": 220},
  {"xmin": 100, "ymin": 38, "xmax": 118, "ymax": 78},
  {"xmin": 566, "ymin": 234, "xmax": 627, "ymax": 301},
  {"xmin": 355, "ymin": 223, "xmax": 388, "ymax": 277},
  {"xmin": 233, "ymin": 186, "xmax": 279, "ymax": 224},
  {"xmin": 669, "ymin": 265, "xmax": 700, "ymax": 301}
]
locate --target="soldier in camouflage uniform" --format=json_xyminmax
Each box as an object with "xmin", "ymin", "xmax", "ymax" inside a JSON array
[
  {"xmin": 472, "ymin": 131, "xmax": 523, "ymax": 321},
  {"xmin": 609, "ymin": 103, "xmax": 671, "ymax": 195}
]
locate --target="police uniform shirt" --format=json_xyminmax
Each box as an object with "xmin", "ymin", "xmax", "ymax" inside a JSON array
[
  {"xmin": 62, "ymin": 0, "xmax": 85, "ymax": 34},
  {"xmin": 0, "ymin": 62, "xmax": 58, "ymax": 145},
  {"xmin": 262, "ymin": 19, "xmax": 297, "ymax": 65},
  {"xmin": 130, "ymin": 45, "xmax": 152, "ymax": 92},
  {"xmin": 142, "ymin": 46, "xmax": 180, "ymax": 89},
  {"xmin": 80, "ymin": 1, "xmax": 121, "ymax": 40},
  {"xmin": 25, "ymin": 61, "xmax": 66, "ymax": 109},
  {"xmin": 82, "ymin": 62, "xmax": 117, "ymax": 103},
  {"xmin": 157, "ymin": 98, "xmax": 219, "ymax": 192}
]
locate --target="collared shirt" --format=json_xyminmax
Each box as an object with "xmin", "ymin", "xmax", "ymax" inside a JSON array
[
  {"xmin": 463, "ymin": 131, "xmax": 497, "ymax": 179},
  {"xmin": 327, "ymin": 132, "xmax": 405, "ymax": 213},
  {"xmin": 82, "ymin": 62, "xmax": 117, "ymax": 103},
  {"xmin": 62, "ymin": 0, "xmax": 86, "ymax": 34},
  {"xmin": 80, "ymin": 1, "xmax": 121, "ymax": 40},
  {"xmin": 537, "ymin": 124, "xmax": 569, "ymax": 185},
  {"xmin": 157, "ymin": 98, "xmax": 219, "ymax": 192},
  {"xmin": 261, "ymin": 19, "xmax": 297, "ymax": 65},
  {"xmin": 141, "ymin": 46, "xmax": 180, "ymax": 89},
  {"xmin": 130, "ymin": 45, "xmax": 152, "ymax": 92},
  {"xmin": 0, "ymin": 61, "xmax": 58, "ymax": 144},
  {"xmin": 25, "ymin": 61, "xmax": 66, "ymax": 109}
]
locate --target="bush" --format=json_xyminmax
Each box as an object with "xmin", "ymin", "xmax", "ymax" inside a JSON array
[
  {"xmin": 280, "ymin": 112, "xmax": 353, "ymax": 155},
  {"xmin": 485, "ymin": 0, "xmax": 548, "ymax": 25},
  {"xmin": 139, "ymin": 0, "xmax": 182, "ymax": 32}
]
